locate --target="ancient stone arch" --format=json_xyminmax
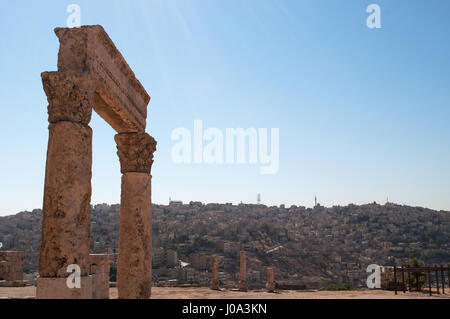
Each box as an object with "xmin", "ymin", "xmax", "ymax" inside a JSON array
[{"xmin": 37, "ymin": 25, "xmax": 156, "ymax": 299}]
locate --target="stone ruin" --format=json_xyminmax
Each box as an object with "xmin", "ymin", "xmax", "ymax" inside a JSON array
[
  {"xmin": 266, "ymin": 267, "xmax": 276, "ymax": 292},
  {"xmin": 208, "ymin": 252, "xmax": 278, "ymax": 292},
  {"xmin": 239, "ymin": 251, "xmax": 248, "ymax": 291},
  {"xmin": 0, "ymin": 251, "xmax": 24, "ymax": 287},
  {"xmin": 37, "ymin": 25, "xmax": 156, "ymax": 299},
  {"xmin": 89, "ymin": 254, "xmax": 114, "ymax": 299},
  {"xmin": 210, "ymin": 255, "xmax": 219, "ymax": 290}
]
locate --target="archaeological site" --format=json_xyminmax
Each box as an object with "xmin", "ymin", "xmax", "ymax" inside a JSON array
[{"xmin": 37, "ymin": 25, "xmax": 156, "ymax": 299}]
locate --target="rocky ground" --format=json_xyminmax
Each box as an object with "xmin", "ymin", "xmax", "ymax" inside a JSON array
[{"xmin": 1, "ymin": 286, "xmax": 449, "ymax": 299}]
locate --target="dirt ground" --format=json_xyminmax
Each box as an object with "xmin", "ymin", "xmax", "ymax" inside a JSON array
[{"xmin": 1, "ymin": 286, "xmax": 449, "ymax": 299}]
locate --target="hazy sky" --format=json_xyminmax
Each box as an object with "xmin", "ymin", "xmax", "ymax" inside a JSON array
[{"xmin": 1, "ymin": 0, "xmax": 450, "ymax": 216}]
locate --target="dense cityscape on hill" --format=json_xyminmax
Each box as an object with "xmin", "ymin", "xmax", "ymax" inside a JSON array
[{"xmin": 0, "ymin": 201, "xmax": 449, "ymax": 288}]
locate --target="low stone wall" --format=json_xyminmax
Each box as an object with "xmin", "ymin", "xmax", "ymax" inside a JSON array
[{"xmin": 0, "ymin": 251, "xmax": 24, "ymax": 286}]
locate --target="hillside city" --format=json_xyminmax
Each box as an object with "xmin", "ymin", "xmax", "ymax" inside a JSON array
[{"xmin": 0, "ymin": 201, "xmax": 449, "ymax": 288}]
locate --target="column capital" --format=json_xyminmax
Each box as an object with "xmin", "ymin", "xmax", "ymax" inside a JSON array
[
  {"xmin": 115, "ymin": 133, "xmax": 157, "ymax": 174},
  {"xmin": 41, "ymin": 71, "xmax": 95, "ymax": 124}
]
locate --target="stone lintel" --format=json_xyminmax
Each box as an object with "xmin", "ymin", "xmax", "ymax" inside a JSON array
[
  {"xmin": 54, "ymin": 25, "xmax": 150, "ymax": 133},
  {"xmin": 115, "ymin": 133, "xmax": 157, "ymax": 174}
]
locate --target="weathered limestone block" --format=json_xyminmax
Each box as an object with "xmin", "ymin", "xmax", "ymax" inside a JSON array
[
  {"xmin": 54, "ymin": 25, "xmax": 150, "ymax": 133},
  {"xmin": 0, "ymin": 251, "xmax": 24, "ymax": 282},
  {"xmin": 210, "ymin": 255, "xmax": 219, "ymax": 290},
  {"xmin": 266, "ymin": 267, "xmax": 275, "ymax": 292},
  {"xmin": 89, "ymin": 254, "xmax": 114, "ymax": 299},
  {"xmin": 41, "ymin": 71, "xmax": 94, "ymax": 124},
  {"xmin": 36, "ymin": 277, "xmax": 92, "ymax": 299},
  {"xmin": 39, "ymin": 122, "xmax": 92, "ymax": 277},
  {"xmin": 239, "ymin": 251, "xmax": 247, "ymax": 291},
  {"xmin": 114, "ymin": 133, "xmax": 156, "ymax": 174},
  {"xmin": 117, "ymin": 173, "xmax": 152, "ymax": 299}
]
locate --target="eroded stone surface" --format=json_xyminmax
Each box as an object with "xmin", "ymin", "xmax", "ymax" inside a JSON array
[
  {"xmin": 266, "ymin": 267, "xmax": 275, "ymax": 292},
  {"xmin": 90, "ymin": 254, "xmax": 114, "ymax": 299},
  {"xmin": 39, "ymin": 25, "xmax": 156, "ymax": 300},
  {"xmin": 54, "ymin": 25, "xmax": 150, "ymax": 133},
  {"xmin": 0, "ymin": 251, "xmax": 24, "ymax": 283},
  {"xmin": 211, "ymin": 255, "xmax": 219, "ymax": 290},
  {"xmin": 115, "ymin": 133, "xmax": 157, "ymax": 174},
  {"xmin": 117, "ymin": 173, "xmax": 152, "ymax": 299},
  {"xmin": 39, "ymin": 122, "xmax": 92, "ymax": 278},
  {"xmin": 239, "ymin": 251, "xmax": 247, "ymax": 292},
  {"xmin": 36, "ymin": 277, "xmax": 92, "ymax": 299},
  {"xmin": 41, "ymin": 71, "xmax": 94, "ymax": 124}
]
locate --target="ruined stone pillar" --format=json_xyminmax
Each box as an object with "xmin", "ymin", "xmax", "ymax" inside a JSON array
[
  {"xmin": 89, "ymin": 254, "xmax": 114, "ymax": 299},
  {"xmin": 211, "ymin": 255, "xmax": 219, "ymax": 290},
  {"xmin": 266, "ymin": 267, "xmax": 275, "ymax": 292},
  {"xmin": 37, "ymin": 71, "xmax": 95, "ymax": 299},
  {"xmin": 0, "ymin": 251, "xmax": 24, "ymax": 286},
  {"xmin": 239, "ymin": 251, "xmax": 248, "ymax": 291},
  {"xmin": 115, "ymin": 133, "xmax": 156, "ymax": 299}
]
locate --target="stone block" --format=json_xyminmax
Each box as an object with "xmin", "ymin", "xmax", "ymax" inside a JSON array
[
  {"xmin": 36, "ymin": 276, "xmax": 92, "ymax": 299},
  {"xmin": 89, "ymin": 254, "xmax": 114, "ymax": 299},
  {"xmin": 53, "ymin": 25, "xmax": 150, "ymax": 133}
]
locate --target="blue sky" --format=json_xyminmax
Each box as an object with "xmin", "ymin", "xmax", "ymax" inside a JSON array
[{"xmin": 1, "ymin": 0, "xmax": 450, "ymax": 215}]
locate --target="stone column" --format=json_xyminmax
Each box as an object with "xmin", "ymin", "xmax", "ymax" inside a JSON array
[
  {"xmin": 239, "ymin": 251, "xmax": 247, "ymax": 291},
  {"xmin": 89, "ymin": 254, "xmax": 114, "ymax": 299},
  {"xmin": 266, "ymin": 267, "xmax": 275, "ymax": 292},
  {"xmin": 0, "ymin": 251, "xmax": 24, "ymax": 285},
  {"xmin": 37, "ymin": 71, "xmax": 95, "ymax": 299},
  {"xmin": 210, "ymin": 255, "xmax": 219, "ymax": 290},
  {"xmin": 115, "ymin": 133, "xmax": 156, "ymax": 299}
]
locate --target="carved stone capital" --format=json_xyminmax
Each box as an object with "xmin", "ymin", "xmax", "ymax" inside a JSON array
[
  {"xmin": 115, "ymin": 133, "xmax": 157, "ymax": 174},
  {"xmin": 41, "ymin": 71, "xmax": 95, "ymax": 124}
]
